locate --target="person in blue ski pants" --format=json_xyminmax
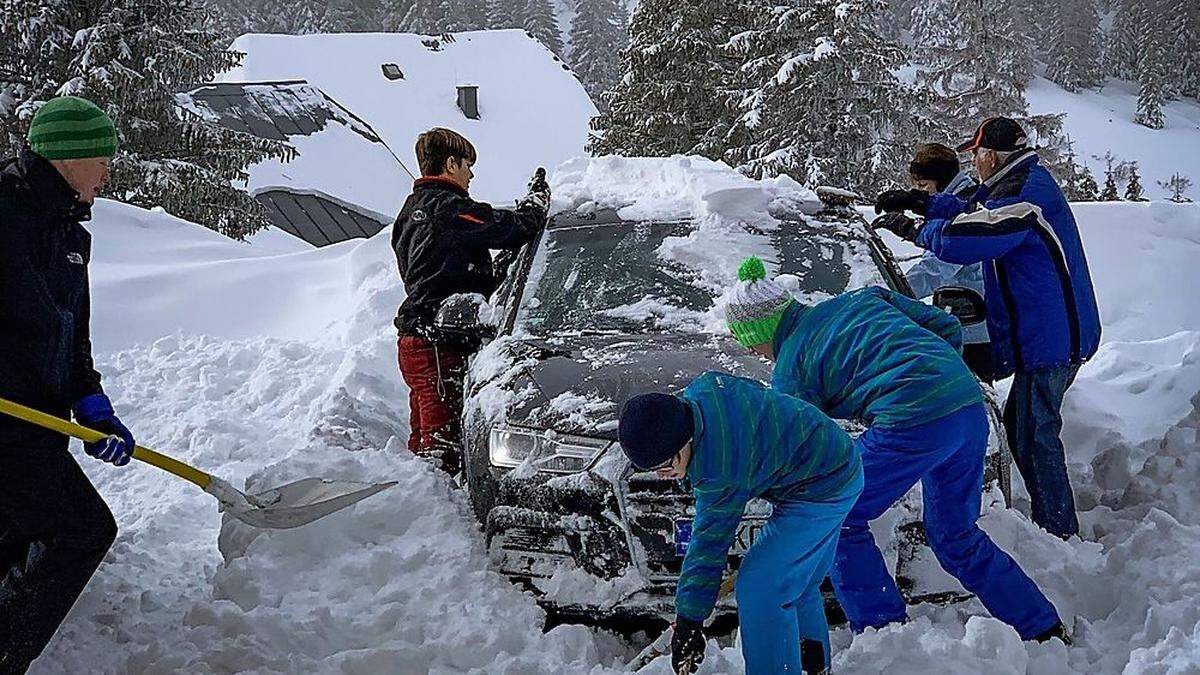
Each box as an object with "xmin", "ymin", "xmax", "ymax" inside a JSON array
[
  {"xmin": 618, "ymin": 372, "xmax": 863, "ymax": 674},
  {"xmin": 722, "ymin": 255, "xmax": 1069, "ymax": 645}
]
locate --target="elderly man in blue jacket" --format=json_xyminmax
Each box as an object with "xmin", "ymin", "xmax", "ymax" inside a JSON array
[
  {"xmin": 619, "ymin": 373, "xmax": 863, "ymax": 674},
  {"xmin": 873, "ymin": 116, "xmax": 1101, "ymax": 540}
]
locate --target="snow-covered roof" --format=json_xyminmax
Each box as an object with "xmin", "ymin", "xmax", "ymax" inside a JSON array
[
  {"xmin": 179, "ymin": 80, "xmax": 406, "ymax": 245},
  {"xmin": 219, "ymin": 30, "xmax": 599, "ymax": 207}
]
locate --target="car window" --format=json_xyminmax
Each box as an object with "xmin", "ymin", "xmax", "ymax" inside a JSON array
[
  {"xmin": 773, "ymin": 218, "xmax": 891, "ymax": 303},
  {"xmin": 513, "ymin": 215, "xmax": 891, "ymax": 337},
  {"xmin": 520, "ymin": 220, "xmax": 711, "ymax": 335}
]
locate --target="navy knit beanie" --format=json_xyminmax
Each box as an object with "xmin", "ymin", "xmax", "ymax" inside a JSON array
[{"xmin": 618, "ymin": 393, "xmax": 694, "ymax": 470}]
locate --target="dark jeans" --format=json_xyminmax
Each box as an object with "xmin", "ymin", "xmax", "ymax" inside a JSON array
[
  {"xmin": 397, "ymin": 336, "xmax": 470, "ymax": 475},
  {"xmin": 0, "ymin": 423, "xmax": 117, "ymax": 673},
  {"xmin": 1004, "ymin": 365, "xmax": 1080, "ymax": 539}
]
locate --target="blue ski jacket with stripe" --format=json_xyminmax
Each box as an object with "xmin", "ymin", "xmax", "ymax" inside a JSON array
[
  {"xmin": 674, "ymin": 372, "xmax": 861, "ymax": 622},
  {"xmin": 771, "ymin": 286, "xmax": 982, "ymax": 429},
  {"xmin": 915, "ymin": 149, "xmax": 1101, "ymax": 378}
]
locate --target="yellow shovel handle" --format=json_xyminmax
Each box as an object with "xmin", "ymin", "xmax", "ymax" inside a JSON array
[{"xmin": 0, "ymin": 397, "xmax": 212, "ymax": 490}]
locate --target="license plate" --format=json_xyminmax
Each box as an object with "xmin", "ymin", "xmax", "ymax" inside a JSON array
[{"xmin": 674, "ymin": 519, "xmax": 765, "ymax": 557}]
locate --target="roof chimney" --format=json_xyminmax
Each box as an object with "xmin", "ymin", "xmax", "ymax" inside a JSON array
[{"xmin": 457, "ymin": 85, "xmax": 480, "ymax": 120}]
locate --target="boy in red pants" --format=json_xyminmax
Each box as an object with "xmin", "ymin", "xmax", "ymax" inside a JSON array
[{"xmin": 392, "ymin": 128, "xmax": 549, "ymax": 474}]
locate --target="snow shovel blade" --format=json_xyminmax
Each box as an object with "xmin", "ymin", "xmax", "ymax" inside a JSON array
[
  {"xmin": 208, "ymin": 476, "xmax": 398, "ymax": 530},
  {"xmin": 0, "ymin": 398, "xmax": 398, "ymax": 531}
]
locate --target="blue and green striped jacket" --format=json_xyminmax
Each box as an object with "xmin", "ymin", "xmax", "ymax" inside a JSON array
[
  {"xmin": 771, "ymin": 286, "xmax": 981, "ymax": 429},
  {"xmin": 675, "ymin": 371, "xmax": 861, "ymax": 622}
]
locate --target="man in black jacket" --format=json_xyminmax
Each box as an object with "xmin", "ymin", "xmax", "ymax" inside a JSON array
[
  {"xmin": 0, "ymin": 96, "xmax": 138, "ymax": 673},
  {"xmin": 392, "ymin": 128, "xmax": 548, "ymax": 475}
]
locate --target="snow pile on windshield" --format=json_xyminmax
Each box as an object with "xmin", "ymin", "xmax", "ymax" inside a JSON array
[{"xmin": 552, "ymin": 154, "xmax": 818, "ymax": 224}]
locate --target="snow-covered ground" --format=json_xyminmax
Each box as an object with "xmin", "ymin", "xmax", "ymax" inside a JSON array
[
  {"xmin": 29, "ymin": 161, "xmax": 1200, "ymax": 673},
  {"xmin": 1027, "ymin": 77, "xmax": 1200, "ymax": 201}
]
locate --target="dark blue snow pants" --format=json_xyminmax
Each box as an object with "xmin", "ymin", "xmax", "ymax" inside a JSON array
[{"xmin": 829, "ymin": 402, "xmax": 1059, "ymax": 640}]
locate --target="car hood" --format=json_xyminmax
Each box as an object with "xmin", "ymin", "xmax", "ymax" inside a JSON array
[{"xmin": 499, "ymin": 332, "xmax": 770, "ymax": 439}]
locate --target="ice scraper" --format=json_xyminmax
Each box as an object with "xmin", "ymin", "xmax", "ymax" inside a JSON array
[{"xmin": 0, "ymin": 397, "xmax": 397, "ymax": 530}]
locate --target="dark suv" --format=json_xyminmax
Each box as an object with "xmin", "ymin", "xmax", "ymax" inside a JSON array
[{"xmin": 459, "ymin": 196, "xmax": 1011, "ymax": 621}]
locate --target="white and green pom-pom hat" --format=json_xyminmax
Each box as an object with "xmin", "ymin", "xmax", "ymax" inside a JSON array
[{"xmin": 726, "ymin": 256, "xmax": 796, "ymax": 347}]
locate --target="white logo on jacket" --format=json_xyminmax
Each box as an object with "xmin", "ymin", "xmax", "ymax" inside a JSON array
[{"xmin": 67, "ymin": 252, "xmax": 84, "ymax": 265}]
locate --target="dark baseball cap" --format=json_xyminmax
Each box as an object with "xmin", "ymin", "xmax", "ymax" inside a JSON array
[{"xmin": 957, "ymin": 117, "xmax": 1028, "ymax": 153}]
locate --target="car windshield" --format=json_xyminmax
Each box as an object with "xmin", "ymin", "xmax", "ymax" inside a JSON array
[{"xmin": 515, "ymin": 215, "xmax": 879, "ymax": 336}]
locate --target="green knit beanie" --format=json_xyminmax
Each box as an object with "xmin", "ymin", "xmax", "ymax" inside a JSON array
[
  {"xmin": 726, "ymin": 256, "xmax": 796, "ymax": 348},
  {"xmin": 27, "ymin": 96, "xmax": 118, "ymax": 161}
]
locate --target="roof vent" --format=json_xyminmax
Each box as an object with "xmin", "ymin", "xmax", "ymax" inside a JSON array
[
  {"xmin": 381, "ymin": 63, "xmax": 404, "ymax": 80},
  {"xmin": 457, "ymin": 85, "xmax": 480, "ymax": 120}
]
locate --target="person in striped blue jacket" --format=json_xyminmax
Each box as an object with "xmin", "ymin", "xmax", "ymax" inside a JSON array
[
  {"xmin": 618, "ymin": 372, "xmax": 863, "ymax": 674},
  {"xmin": 723, "ymin": 256, "xmax": 1069, "ymax": 645}
]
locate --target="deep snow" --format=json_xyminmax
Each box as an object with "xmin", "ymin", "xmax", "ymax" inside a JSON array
[{"xmin": 26, "ymin": 159, "xmax": 1200, "ymax": 674}]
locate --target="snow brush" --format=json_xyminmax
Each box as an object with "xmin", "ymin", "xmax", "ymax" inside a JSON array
[{"xmin": 0, "ymin": 397, "xmax": 397, "ymax": 530}]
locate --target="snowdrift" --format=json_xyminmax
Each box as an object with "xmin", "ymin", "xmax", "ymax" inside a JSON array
[{"xmin": 31, "ymin": 165, "xmax": 1200, "ymax": 674}]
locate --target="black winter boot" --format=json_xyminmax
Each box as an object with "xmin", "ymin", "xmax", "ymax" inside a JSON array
[{"xmin": 1032, "ymin": 621, "xmax": 1074, "ymax": 646}]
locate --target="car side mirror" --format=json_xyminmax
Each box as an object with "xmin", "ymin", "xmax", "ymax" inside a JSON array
[
  {"xmin": 932, "ymin": 286, "xmax": 987, "ymax": 327},
  {"xmin": 434, "ymin": 293, "xmax": 498, "ymax": 346}
]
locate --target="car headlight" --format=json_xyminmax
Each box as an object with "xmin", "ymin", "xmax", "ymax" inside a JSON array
[{"xmin": 489, "ymin": 425, "xmax": 610, "ymax": 475}]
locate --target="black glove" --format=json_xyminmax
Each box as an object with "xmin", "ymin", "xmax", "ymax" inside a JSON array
[
  {"xmin": 871, "ymin": 212, "xmax": 923, "ymax": 242},
  {"xmin": 671, "ymin": 616, "xmax": 706, "ymax": 674},
  {"xmin": 874, "ymin": 188, "xmax": 929, "ymax": 216},
  {"xmin": 519, "ymin": 167, "xmax": 551, "ymax": 215}
]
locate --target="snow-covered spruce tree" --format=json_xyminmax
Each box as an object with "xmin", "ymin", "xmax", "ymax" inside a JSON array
[
  {"xmin": 1133, "ymin": 30, "xmax": 1167, "ymax": 129},
  {"xmin": 396, "ymin": 0, "xmax": 488, "ymax": 33},
  {"xmin": 568, "ymin": 0, "xmax": 629, "ymax": 104},
  {"xmin": 1059, "ymin": 141, "xmax": 1099, "ymax": 201},
  {"xmin": 0, "ymin": 0, "xmax": 292, "ymax": 239},
  {"xmin": 522, "ymin": 0, "xmax": 564, "ymax": 54},
  {"xmin": 486, "ymin": 0, "xmax": 517, "ymax": 28},
  {"xmin": 397, "ymin": 0, "xmax": 453, "ymax": 32},
  {"xmin": 1106, "ymin": 0, "xmax": 1147, "ymax": 80},
  {"xmin": 1095, "ymin": 152, "xmax": 1122, "ymax": 201},
  {"xmin": 1046, "ymin": 0, "xmax": 1103, "ymax": 92},
  {"xmin": 1161, "ymin": 0, "xmax": 1200, "ymax": 100},
  {"xmin": 1177, "ymin": 0, "xmax": 1200, "ymax": 98},
  {"xmin": 322, "ymin": 0, "xmax": 389, "ymax": 31},
  {"xmin": 588, "ymin": 0, "xmax": 745, "ymax": 159},
  {"xmin": 1125, "ymin": 162, "xmax": 1147, "ymax": 201},
  {"xmin": 726, "ymin": 0, "xmax": 911, "ymax": 191},
  {"xmin": 208, "ymin": 0, "xmax": 385, "ymax": 37},
  {"xmin": 1158, "ymin": 173, "xmax": 1194, "ymax": 202},
  {"xmin": 911, "ymin": 0, "xmax": 1036, "ymax": 134},
  {"xmin": 1099, "ymin": 170, "xmax": 1121, "ymax": 201}
]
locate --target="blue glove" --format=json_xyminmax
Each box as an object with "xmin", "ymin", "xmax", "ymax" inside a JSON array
[{"xmin": 74, "ymin": 394, "xmax": 135, "ymax": 467}]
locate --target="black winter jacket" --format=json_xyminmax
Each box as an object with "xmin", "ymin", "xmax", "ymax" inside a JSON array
[
  {"xmin": 0, "ymin": 150, "xmax": 104, "ymax": 417},
  {"xmin": 391, "ymin": 177, "xmax": 545, "ymax": 338}
]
